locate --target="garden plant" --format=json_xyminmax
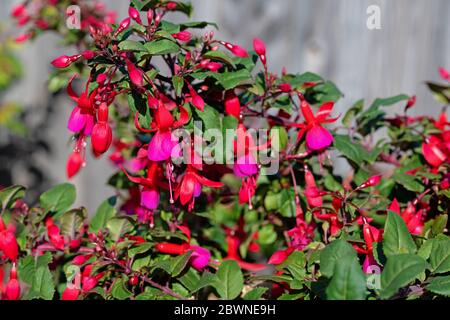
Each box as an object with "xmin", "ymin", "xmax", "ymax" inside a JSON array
[{"xmin": 1, "ymin": 0, "xmax": 450, "ymax": 301}]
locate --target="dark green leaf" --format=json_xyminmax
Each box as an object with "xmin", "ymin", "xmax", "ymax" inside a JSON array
[
  {"xmin": 383, "ymin": 211, "xmax": 417, "ymax": 257},
  {"xmin": 39, "ymin": 183, "xmax": 76, "ymax": 216},
  {"xmin": 90, "ymin": 197, "xmax": 117, "ymax": 233},
  {"xmin": 145, "ymin": 39, "xmax": 180, "ymax": 55},
  {"xmin": 213, "ymin": 260, "xmax": 244, "ymax": 300},
  {"xmin": 380, "ymin": 254, "xmax": 426, "ymax": 299}
]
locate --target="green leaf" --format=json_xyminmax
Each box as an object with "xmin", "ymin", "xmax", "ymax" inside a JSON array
[
  {"xmin": 368, "ymin": 94, "xmax": 410, "ymax": 111},
  {"xmin": 145, "ymin": 39, "xmax": 180, "ymax": 55},
  {"xmin": 213, "ymin": 260, "xmax": 244, "ymax": 300},
  {"xmin": 320, "ymin": 240, "xmax": 357, "ymax": 278},
  {"xmin": 90, "ymin": 197, "xmax": 117, "ymax": 233},
  {"xmin": 172, "ymin": 75, "xmax": 184, "ymax": 96},
  {"xmin": 111, "ymin": 277, "xmax": 133, "ymax": 300},
  {"xmin": 212, "ymin": 69, "xmax": 252, "ymax": 90},
  {"xmin": 333, "ymin": 135, "xmax": 369, "ymax": 165},
  {"xmin": 194, "ymin": 104, "xmax": 221, "ymax": 131},
  {"xmin": 191, "ymin": 272, "xmax": 216, "ymax": 293},
  {"xmin": 106, "ymin": 217, "xmax": 133, "ymax": 242},
  {"xmin": 170, "ymin": 251, "xmax": 193, "ymax": 277},
  {"xmin": 258, "ymin": 225, "xmax": 277, "ymax": 245},
  {"xmin": 383, "ymin": 211, "xmax": 417, "ymax": 257},
  {"xmin": 392, "ymin": 172, "xmax": 425, "ymax": 193},
  {"xmin": 427, "ymin": 276, "xmax": 450, "ymax": 297},
  {"xmin": 425, "ymin": 82, "xmax": 450, "ymax": 104},
  {"xmin": 243, "ymin": 287, "xmax": 268, "ymax": 300},
  {"xmin": 39, "ymin": 183, "xmax": 76, "ymax": 216},
  {"xmin": 31, "ymin": 266, "xmax": 55, "ymax": 300},
  {"xmin": 118, "ymin": 40, "xmax": 147, "ymax": 52},
  {"xmin": 0, "ymin": 185, "xmax": 25, "ymax": 212},
  {"xmin": 380, "ymin": 254, "xmax": 426, "ymax": 299},
  {"xmin": 429, "ymin": 239, "xmax": 450, "ymax": 274},
  {"xmin": 325, "ymin": 254, "xmax": 367, "ymax": 300},
  {"xmin": 128, "ymin": 242, "xmax": 153, "ymax": 258},
  {"xmin": 178, "ymin": 268, "xmax": 200, "ymax": 292},
  {"xmin": 60, "ymin": 208, "xmax": 86, "ymax": 239}
]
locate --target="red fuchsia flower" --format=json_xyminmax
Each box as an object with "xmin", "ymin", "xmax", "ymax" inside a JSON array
[
  {"xmin": 135, "ymin": 102, "xmax": 188, "ymax": 162},
  {"xmin": 91, "ymin": 103, "xmax": 112, "ymax": 155},
  {"xmin": 422, "ymin": 135, "xmax": 447, "ymax": 167},
  {"xmin": 388, "ymin": 198, "xmax": 424, "ymax": 235},
  {"xmin": 128, "ymin": 145, "xmax": 149, "ymax": 173},
  {"xmin": 122, "ymin": 161, "xmax": 168, "ymax": 213},
  {"xmin": 224, "ymin": 90, "xmax": 241, "ymax": 119},
  {"xmin": 3, "ymin": 264, "xmax": 20, "ymax": 300},
  {"xmin": 220, "ymin": 41, "xmax": 249, "ymax": 58},
  {"xmin": 172, "ymin": 31, "xmax": 192, "ymax": 43},
  {"xmin": 223, "ymin": 229, "xmax": 266, "ymax": 272},
  {"xmin": 45, "ymin": 218, "xmax": 65, "ymax": 250},
  {"xmin": 174, "ymin": 164, "xmax": 224, "ymax": 211},
  {"xmin": 66, "ymin": 143, "xmax": 84, "ymax": 179},
  {"xmin": 66, "ymin": 75, "xmax": 95, "ymax": 135},
  {"xmin": 81, "ymin": 264, "xmax": 105, "ymax": 293},
  {"xmin": 439, "ymin": 67, "xmax": 450, "ymax": 81},
  {"xmin": 155, "ymin": 226, "xmax": 211, "ymax": 270},
  {"xmin": 0, "ymin": 218, "xmax": 19, "ymax": 262},
  {"xmin": 186, "ymin": 82, "xmax": 205, "ymax": 111},
  {"xmin": 253, "ymin": 38, "xmax": 266, "ymax": 65},
  {"xmin": 351, "ymin": 218, "xmax": 383, "ymax": 273},
  {"xmin": 304, "ymin": 165, "xmax": 323, "ymax": 208},
  {"xmin": 289, "ymin": 98, "xmax": 338, "ymax": 151},
  {"xmin": 233, "ymin": 124, "xmax": 268, "ymax": 208}
]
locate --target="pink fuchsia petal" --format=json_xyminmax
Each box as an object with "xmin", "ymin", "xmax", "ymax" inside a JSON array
[
  {"xmin": 83, "ymin": 113, "xmax": 95, "ymax": 136},
  {"xmin": 189, "ymin": 245, "xmax": 211, "ymax": 270},
  {"xmin": 140, "ymin": 187, "xmax": 160, "ymax": 210},
  {"xmin": 193, "ymin": 180, "xmax": 202, "ymax": 198},
  {"xmin": 362, "ymin": 253, "xmax": 380, "ymax": 274},
  {"xmin": 305, "ymin": 125, "xmax": 334, "ymax": 151},
  {"xmin": 67, "ymin": 107, "xmax": 87, "ymax": 133},
  {"xmin": 148, "ymin": 131, "xmax": 178, "ymax": 161},
  {"xmin": 233, "ymin": 154, "xmax": 258, "ymax": 177}
]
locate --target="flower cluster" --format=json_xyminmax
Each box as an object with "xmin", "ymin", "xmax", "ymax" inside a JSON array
[{"xmin": 1, "ymin": 0, "xmax": 449, "ymax": 301}]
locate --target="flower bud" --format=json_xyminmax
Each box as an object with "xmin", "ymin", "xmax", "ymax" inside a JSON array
[
  {"xmin": 278, "ymin": 83, "xmax": 292, "ymax": 93},
  {"xmin": 224, "ymin": 90, "xmax": 240, "ymax": 119},
  {"xmin": 126, "ymin": 60, "xmax": 144, "ymax": 87},
  {"xmin": 358, "ymin": 175, "xmax": 382, "ymax": 190},
  {"xmin": 172, "ymin": 31, "xmax": 192, "ymax": 43},
  {"xmin": 128, "ymin": 6, "xmax": 142, "ymax": 24},
  {"xmin": 222, "ymin": 42, "xmax": 249, "ymax": 58},
  {"xmin": 91, "ymin": 122, "xmax": 112, "ymax": 155},
  {"xmin": 51, "ymin": 55, "xmax": 73, "ymax": 68},
  {"xmin": 253, "ymin": 37, "xmax": 266, "ymax": 64},
  {"xmin": 62, "ymin": 286, "xmax": 80, "ymax": 300},
  {"xmin": 11, "ymin": 4, "xmax": 26, "ymax": 18},
  {"xmin": 66, "ymin": 151, "xmax": 83, "ymax": 179},
  {"xmin": 0, "ymin": 230, "xmax": 19, "ymax": 261},
  {"xmin": 166, "ymin": 2, "xmax": 177, "ymax": 10}
]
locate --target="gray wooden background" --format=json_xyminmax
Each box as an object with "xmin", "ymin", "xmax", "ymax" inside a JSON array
[{"xmin": 1, "ymin": 0, "xmax": 449, "ymax": 213}]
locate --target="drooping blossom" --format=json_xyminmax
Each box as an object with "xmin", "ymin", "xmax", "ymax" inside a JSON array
[
  {"xmin": 388, "ymin": 198, "xmax": 424, "ymax": 235},
  {"xmin": 154, "ymin": 226, "xmax": 211, "ymax": 270},
  {"xmin": 0, "ymin": 217, "xmax": 19, "ymax": 262}
]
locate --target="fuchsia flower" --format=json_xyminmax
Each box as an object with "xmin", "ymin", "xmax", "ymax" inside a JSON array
[
  {"xmin": 422, "ymin": 135, "xmax": 447, "ymax": 167},
  {"xmin": 304, "ymin": 166, "xmax": 323, "ymax": 208},
  {"xmin": 253, "ymin": 37, "xmax": 266, "ymax": 65},
  {"xmin": 224, "ymin": 90, "xmax": 241, "ymax": 119},
  {"xmin": 135, "ymin": 102, "xmax": 188, "ymax": 162},
  {"xmin": 439, "ymin": 67, "xmax": 450, "ymax": 81},
  {"xmin": 289, "ymin": 98, "xmax": 338, "ymax": 151},
  {"xmin": 0, "ymin": 218, "xmax": 19, "ymax": 262},
  {"xmin": 155, "ymin": 226, "xmax": 211, "ymax": 270},
  {"xmin": 122, "ymin": 162, "xmax": 167, "ymax": 211},
  {"xmin": 174, "ymin": 165, "xmax": 223, "ymax": 211},
  {"xmin": 388, "ymin": 198, "xmax": 424, "ymax": 235},
  {"xmin": 45, "ymin": 218, "xmax": 65, "ymax": 250},
  {"xmin": 3, "ymin": 264, "xmax": 20, "ymax": 300},
  {"xmin": 66, "ymin": 75, "xmax": 95, "ymax": 135},
  {"xmin": 128, "ymin": 6, "xmax": 142, "ymax": 24}
]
